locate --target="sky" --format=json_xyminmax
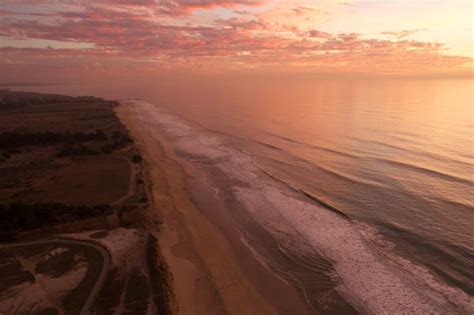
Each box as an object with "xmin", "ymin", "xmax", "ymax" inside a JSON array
[{"xmin": 0, "ymin": 0, "xmax": 473, "ymax": 82}]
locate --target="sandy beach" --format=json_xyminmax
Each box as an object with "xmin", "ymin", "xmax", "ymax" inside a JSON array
[{"xmin": 115, "ymin": 101, "xmax": 312, "ymax": 314}]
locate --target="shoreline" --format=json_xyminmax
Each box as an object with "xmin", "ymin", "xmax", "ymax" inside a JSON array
[
  {"xmin": 116, "ymin": 99, "xmax": 474, "ymax": 315},
  {"xmin": 115, "ymin": 101, "xmax": 312, "ymax": 314}
]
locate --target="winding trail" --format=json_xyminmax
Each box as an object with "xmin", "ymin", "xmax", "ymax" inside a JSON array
[{"xmin": 0, "ymin": 238, "xmax": 110, "ymax": 315}]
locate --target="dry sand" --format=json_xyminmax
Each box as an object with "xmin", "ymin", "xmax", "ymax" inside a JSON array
[{"xmin": 115, "ymin": 102, "xmax": 311, "ymax": 315}]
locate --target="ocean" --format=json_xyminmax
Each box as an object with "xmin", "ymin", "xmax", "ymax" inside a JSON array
[{"xmin": 22, "ymin": 78, "xmax": 474, "ymax": 313}]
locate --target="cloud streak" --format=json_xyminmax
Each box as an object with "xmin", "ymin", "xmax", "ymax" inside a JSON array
[{"xmin": 381, "ymin": 29, "xmax": 425, "ymax": 39}]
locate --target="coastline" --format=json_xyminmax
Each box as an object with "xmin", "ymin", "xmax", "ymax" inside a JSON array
[
  {"xmin": 115, "ymin": 99, "xmax": 474, "ymax": 315},
  {"xmin": 115, "ymin": 101, "xmax": 312, "ymax": 314}
]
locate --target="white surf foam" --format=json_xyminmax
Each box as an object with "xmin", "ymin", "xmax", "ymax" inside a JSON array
[{"xmin": 128, "ymin": 100, "xmax": 474, "ymax": 314}]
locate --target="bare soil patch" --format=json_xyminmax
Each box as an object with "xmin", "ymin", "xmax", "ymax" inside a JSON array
[
  {"xmin": 89, "ymin": 230, "xmax": 109, "ymax": 239},
  {"xmin": 0, "ymin": 241, "xmax": 104, "ymax": 315}
]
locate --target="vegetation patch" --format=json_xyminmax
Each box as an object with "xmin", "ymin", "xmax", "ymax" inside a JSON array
[
  {"xmin": 0, "ymin": 131, "xmax": 108, "ymax": 150},
  {"xmin": 0, "ymin": 203, "xmax": 113, "ymax": 240}
]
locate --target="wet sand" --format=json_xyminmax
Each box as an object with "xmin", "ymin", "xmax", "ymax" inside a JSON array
[{"xmin": 115, "ymin": 102, "xmax": 311, "ymax": 314}]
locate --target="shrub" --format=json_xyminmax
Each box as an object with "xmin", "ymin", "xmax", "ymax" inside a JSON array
[
  {"xmin": 57, "ymin": 145, "xmax": 99, "ymax": 157},
  {"xmin": 0, "ymin": 202, "xmax": 114, "ymax": 232},
  {"xmin": 0, "ymin": 131, "xmax": 108, "ymax": 150},
  {"xmin": 132, "ymin": 154, "xmax": 143, "ymax": 163},
  {"xmin": 7, "ymin": 148, "xmax": 21, "ymax": 155},
  {"xmin": 101, "ymin": 144, "xmax": 113, "ymax": 154}
]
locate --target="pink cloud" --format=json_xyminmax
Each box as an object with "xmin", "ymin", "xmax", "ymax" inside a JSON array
[
  {"xmin": 308, "ymin": 30, "xmax": 333, "ymax": 39},
  {"xmin": 0, "ymin": 0, "xmax": 470, "ymax": 77},
  {"xmin": 157, "ymin": 0, "xmax": 265, "ymax": 16},
  {"xmin": 292, "ymin": 6, "xmax": 315, "ymax": 16},
  {"xmin": 382, "ymin": 29, "xmax": 425, "ymax": 39}
]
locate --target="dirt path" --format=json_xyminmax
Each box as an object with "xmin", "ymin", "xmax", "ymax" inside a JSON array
[
  {"xmin": 0, "ymin": 239, "xmax": 110, "ymax": 315},
  {"xmin": 113, "ymin": 159, "xmax": 138, "ymax": 205}
]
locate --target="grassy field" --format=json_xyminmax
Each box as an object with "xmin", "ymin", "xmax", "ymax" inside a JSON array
[{"xmin": 0, "ymin": 89, "xmax": 133, "ymax": 206}]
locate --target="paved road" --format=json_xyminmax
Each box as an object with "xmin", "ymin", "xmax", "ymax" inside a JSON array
[{"xmin": 0, "ymin": 238, "xmax": 110, "ymax": 315}]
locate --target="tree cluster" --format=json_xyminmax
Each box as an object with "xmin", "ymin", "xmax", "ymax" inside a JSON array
[
  {"xmin": 0, "ymin": 130, "xmax": 108, "ymax": 150},
  {"xmin": 0, "ymin": 202, "xmax": 113, "ymax": 236}
]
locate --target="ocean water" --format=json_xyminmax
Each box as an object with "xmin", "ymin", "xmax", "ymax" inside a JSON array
[{"xmin": 20, "ymin": 78, "xmax": 474, "ymax": 313}]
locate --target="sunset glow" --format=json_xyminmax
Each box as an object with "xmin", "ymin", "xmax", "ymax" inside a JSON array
[
  {"xmin": 0, "ymin": 0, "xmax": 473, "ymax": 81},
  {"xmin": 1, "ymin": 2, "xmax": 474, "ymax": 314}
]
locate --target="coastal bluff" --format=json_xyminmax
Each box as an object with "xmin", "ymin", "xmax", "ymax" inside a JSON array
[{"xmin": 0, "ymin": 90, "xmax": 172, "ymax": 314}]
